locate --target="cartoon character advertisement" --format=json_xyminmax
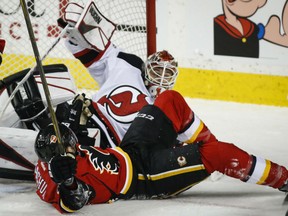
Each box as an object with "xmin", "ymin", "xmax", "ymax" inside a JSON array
[
  {"xmin": 214, "ymin": 0, "xmax": 288, "ymax": 58},
  {"xmin": 156, "ymin": 0, "xmax": 288, "ymax": 66}
]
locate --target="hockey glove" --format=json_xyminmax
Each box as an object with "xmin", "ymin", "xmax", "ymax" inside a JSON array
[
  {"xmin": 65, "ymin": 93, "xmax": 91, "ymax": 135},
  {"xmin": 59, "ymin": 178, "xmax": 94, "ymax": 212},
  {"xmin": 66, "ymin": 94, "xmax": 84, "ymax": 133},
  {"xmin": 48, "ymin": 154, "xmax": 77, "ymax": 184}
]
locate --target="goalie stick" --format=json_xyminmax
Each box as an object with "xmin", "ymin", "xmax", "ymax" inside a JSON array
[
  {"xmin": 0, "ymin": 139, "xmax": 35, "ymax": 181},
  {"xmin": 0, "ymin": 168, "xmax": 35, "ymax": 181},
  {"xmin": 0, "ymin": 167, "xmax": 34, "ymax": 181},
  {"xmin": 0, "ymin": 139, "xmax": 35, "ymax": 171}
]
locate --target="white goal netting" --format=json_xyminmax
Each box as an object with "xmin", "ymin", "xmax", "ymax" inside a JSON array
[{"xmin": 0, "ymin": 0, "xmax": 153, "ymax": 90}]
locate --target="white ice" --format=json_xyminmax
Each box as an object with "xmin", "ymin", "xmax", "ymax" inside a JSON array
[{"xmin": 0, "ymin": 98, "xmax": 287, "ymax": 216}]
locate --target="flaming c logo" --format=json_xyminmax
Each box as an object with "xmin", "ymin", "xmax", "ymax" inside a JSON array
[{"xmin": 98, "ymin": 85, "xmax": 149, "ymax": 123}]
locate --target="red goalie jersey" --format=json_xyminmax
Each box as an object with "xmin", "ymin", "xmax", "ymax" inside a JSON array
[{"xmin": 34, "ymin": 145, "xmax": 133, "ymax": 213}]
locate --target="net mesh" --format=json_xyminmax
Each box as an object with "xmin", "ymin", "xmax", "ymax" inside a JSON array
[{"xmin": 0, "ymin": 0, "xmax": 148, "ymax": 90}]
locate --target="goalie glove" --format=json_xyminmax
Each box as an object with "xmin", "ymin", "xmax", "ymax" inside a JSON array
[
  {"xmin": 0, "ymin": 38, "xmax": 6, "ymax": 65},
  {"xmin": 63, "ymin": 0, "xmax": 116, "ymax": 51}
]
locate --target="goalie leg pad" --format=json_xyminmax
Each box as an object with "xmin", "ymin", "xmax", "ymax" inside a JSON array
[{"xmin": 7, "ymin": 75, "xmax": 49, "ymax": 129}]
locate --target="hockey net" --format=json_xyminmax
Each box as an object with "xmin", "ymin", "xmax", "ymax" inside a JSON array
[{"xmin": 0, "ymin": 0, "xmax": 156, "ymax": 91}]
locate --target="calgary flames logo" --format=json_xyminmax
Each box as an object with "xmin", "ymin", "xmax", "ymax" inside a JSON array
[
  {"xmin": 79, "ymin": 146, "xmax": 119, "ymax": 175},
  {"xmin": 98, "ymin": 85, "xmax": 149, "ymax": 123}
]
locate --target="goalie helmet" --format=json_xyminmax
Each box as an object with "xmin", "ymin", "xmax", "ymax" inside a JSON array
[
  {"xmin": 34, "ymin": 124, "xmax": 78, "ymax": 162},
  {"xmin": 144, "ymin": 50, "xmax": 178, "ymax": 90}
]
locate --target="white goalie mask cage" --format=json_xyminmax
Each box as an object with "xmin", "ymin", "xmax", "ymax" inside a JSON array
[{"xmin": 144, "ymin": 50, "xmax": 179, "ymax": 90}]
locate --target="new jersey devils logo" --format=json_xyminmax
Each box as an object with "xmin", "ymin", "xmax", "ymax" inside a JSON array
[{"xmin": 98, "ymin": 85, "xmax": 149, "ymax": 123}]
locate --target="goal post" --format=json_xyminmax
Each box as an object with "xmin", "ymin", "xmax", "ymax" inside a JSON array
[
  {"xmin": 0, "ymin": 0, "xmax": 156, "ymax": 90},
  {"xmin": 146, "ymin": 0, "xmax": 157, "ymax": 57}
]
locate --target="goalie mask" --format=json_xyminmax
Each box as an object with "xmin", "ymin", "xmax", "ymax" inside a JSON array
[
  {"xmin": 144, "ymin": 50, "xmax": 178, "ymax": 90},
  {"xmin": 35, "ymin": 124, "xmax": 78, "ymax": 162}
]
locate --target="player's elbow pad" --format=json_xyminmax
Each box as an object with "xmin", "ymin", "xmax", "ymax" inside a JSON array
[{"xmin": 59, "ymin": 179, "xmax": 95, "ymax": 213}]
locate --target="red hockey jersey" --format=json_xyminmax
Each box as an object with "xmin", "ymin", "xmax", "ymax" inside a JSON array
[{"xmin": 34, "ymin": 145, "xmax": 133, "ymax": 213}]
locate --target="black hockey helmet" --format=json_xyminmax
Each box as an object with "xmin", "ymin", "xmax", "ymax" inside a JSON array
[{"xmin": 34, "ymin": 123, "xmax": 78, "ymax": 162}]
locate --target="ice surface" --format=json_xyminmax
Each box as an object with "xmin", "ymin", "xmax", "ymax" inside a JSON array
[{"xmin": 1, "ymin": 98, "xmax": 287, "ymax": 216}]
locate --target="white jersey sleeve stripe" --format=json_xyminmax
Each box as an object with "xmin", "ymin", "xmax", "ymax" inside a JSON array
[
  {"xmin": 177, "ymin": 115, "xmax": 204, "ymax": 143},
  {"xmin": 247, "ymin": 156, "xmax": 270, "ymax": 184}
]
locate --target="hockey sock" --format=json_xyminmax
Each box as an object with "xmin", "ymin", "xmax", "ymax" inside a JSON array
[
  {"xmin": 242, "ymin": 156, "xmax": 288, "ymax": 189},
  {"xmin": 199, "ymin": 141, "xmax": 288, "ymax": 190}
]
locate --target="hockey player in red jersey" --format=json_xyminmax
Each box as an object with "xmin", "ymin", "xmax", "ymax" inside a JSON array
[
  {"xmin": 33, "ymin": 3, "xmax": 288, "ymax": 213},
  {"xmin": 34, "ymin": 90, "xmax": 288, "ymax": 213},
  {"xmin": 56, "ymin": 2, "xmax": 179, "ymax": 149}
]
